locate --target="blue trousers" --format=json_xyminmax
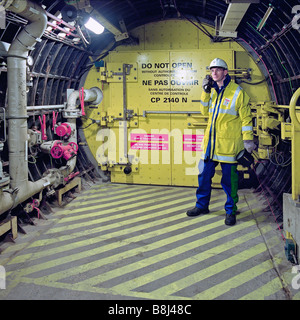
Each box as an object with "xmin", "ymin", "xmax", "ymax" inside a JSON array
[{"xmin": 196, "ymin": 159, "xmax": 238, "ymax": 215}]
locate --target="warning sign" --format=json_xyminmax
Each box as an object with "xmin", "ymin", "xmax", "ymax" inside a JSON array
[
  {"xmin": 182, "ymin": 134, "xmax": 203, "ymax": 152},
  {"xmin": 130, "ymin": 133, "xmax": 169, "ymax": 150},
  {"xmin": 130, "ymin": 142, "xmax": 169, "ymax": 151},
  {"xmin": 130, "ymin": 133, "xmax": 168, "ymax": 141},
  {"xmin": 140, "ymin": 60, "xmax": 200, "ymax": 104}
]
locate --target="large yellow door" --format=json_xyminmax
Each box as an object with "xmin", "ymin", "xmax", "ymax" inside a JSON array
[
  {"xmin": 84, "ymin": 50, "xmax": 234, "ymax": 187},
  {"xmin": 82, "ymin": 20, "xmax": 271, "ymax": 188}
]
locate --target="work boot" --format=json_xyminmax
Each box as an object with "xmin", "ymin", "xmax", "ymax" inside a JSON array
[
  {"xmin": 186, "ymin": 207, "xmax": 209, "ymax": 217},
  {"xmin": 225, "ymin": 213, "xmax": 236, "ymax": 226}
]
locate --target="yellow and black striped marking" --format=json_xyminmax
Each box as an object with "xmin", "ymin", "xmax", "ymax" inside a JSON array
[{"xmin": 0, "ymin": 183, "xmax": 298, "ymax": 300}]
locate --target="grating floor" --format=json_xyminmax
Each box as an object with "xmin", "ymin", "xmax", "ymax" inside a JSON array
[{"xmin": 0, "ymin": 182, "xmax": 299, "ymax": 300}]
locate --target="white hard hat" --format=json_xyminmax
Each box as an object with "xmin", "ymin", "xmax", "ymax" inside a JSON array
[{"xmin": 209, "ymin": 58, "xmax": 228, "ymax": 70}]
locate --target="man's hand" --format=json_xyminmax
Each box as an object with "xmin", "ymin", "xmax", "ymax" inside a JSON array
[
  {"xmin": 244, "ymin": 140, "xmax": 256, "ymax": 153},
  {"xmin": 202, "ymin": 76, "xmax": 212, "ymax": 93}
]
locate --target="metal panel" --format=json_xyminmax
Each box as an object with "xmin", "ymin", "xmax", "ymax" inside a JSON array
[{"xmin": 220, "ymin": 3, "xmax": 251, "ymax": 32}]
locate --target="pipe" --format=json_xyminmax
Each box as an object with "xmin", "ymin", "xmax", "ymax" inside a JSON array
[
  {"xmin": 47, "ymin": 21, "xmax": 78, "ymax": 38},
  {"xmin": 45, "ymin": 11, "xmax": 76, "ymax": 30},
  {"xmin": 63, "ymin": 87, "xmax": 103, "ymax": 142},
  {"xmin": 64, "ymin": 87, "xmax": 103, "ymax": 118},
  {"xmin": 6, "ymin": 0, "xmax": 48, "ymax": 189},
  {"xmin": 0, "ymin": 172, "xmax": 59, "ymax": 215},
  {"xmin": 38, "ymin": 89, "xmax": 102, "ymax": 196},
  {"xmin": 0, "ymin": 2, "xmax": 102, "ymax": 216},
  {"xmin": 0, "ymin": 0, "xmax": 63, "ymax": 216},
  {"xmin": 61, "ymin": 87, "xmax": 103, "ymax": 172},
  {"xmin": 27, "ymin": 104, "xmax": 65, "ymax": 111}
]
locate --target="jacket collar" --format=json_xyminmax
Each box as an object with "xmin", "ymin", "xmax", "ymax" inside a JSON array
[{"xmin": 213, "ymin": 74, "xmax": 231, "ymax": 94}]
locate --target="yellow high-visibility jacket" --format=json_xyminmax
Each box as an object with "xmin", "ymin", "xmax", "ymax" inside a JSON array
[{"xmin": 200, "ymin": 75, "xmax": 253, "ymax": 163}]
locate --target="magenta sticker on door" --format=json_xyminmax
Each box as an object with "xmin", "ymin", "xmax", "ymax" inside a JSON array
[
  {"xmin": 130, "ymin": 142, "xmax": 169, "ymax": 150},
  {"xmin": 183, "ymin": 134, "xmax": 203, "ymax": 143},
  {"xmin": 183, "ymin": 134, "xmax": 203, "ymax": 152},
  {"xmin": 130, "ymin": 133, "xmax": 169, "ymax": 150},
  {"xmin": 130, "ymin": 133, "xmax": 169, "ymax": 142}
]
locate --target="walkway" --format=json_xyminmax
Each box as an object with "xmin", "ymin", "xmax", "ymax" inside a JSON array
[{"xmin": 0, "ymin": 182, "xmax": 299, "ymax": 300}]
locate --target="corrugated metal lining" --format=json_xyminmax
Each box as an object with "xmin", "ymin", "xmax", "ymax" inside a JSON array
[
  {"xmin": 237, "ymin": 0, "xmax": 300, "ymax": 105},
  {"xmin": 1, "ymin": 0, "xmax": 299, "ymax": 106},
  {"xmin": 28, "ymin": 40, "xmax": 89, "ymax": 106},
  {"xmin": 0, "ymin": 8, "xmax": 99, "ymax": 190},
  {"xmin": 81, "ymin": 0, "xmax": 300, "ymax": 105}
]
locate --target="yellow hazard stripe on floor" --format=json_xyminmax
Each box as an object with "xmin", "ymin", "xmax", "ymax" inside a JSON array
[
  {"xmin": 24, "ymin": 206, "xmax": 262, "ymax": 283},
  {"xmin": 0, "ymin": 183, "xmax": 291, "ymax": 300}
]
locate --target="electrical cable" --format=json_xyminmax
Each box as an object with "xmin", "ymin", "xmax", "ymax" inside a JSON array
[
  {"xmin": 238, "ymin": 37, "xmax": 278, "ymax": 105},
  {"xmin": 182, "ymin": 14, "xmax": 214, "ymax": 39},
  {"xmin": 76, "ymin": 24, "xmax": 90, "ymax": 46},
  {"xmin": 246, "ymin": 22, "xmax": 293, "ymax": 94},
  {"xmin": 172, "ymin": 0, "xmax": 214, "ymax": 40},
  {"xmin": 240, "ymin": 77, "xmax": 268, "ymax": 85},
  {"xmin": 264, "ymin": 134, "xmax": 292, "ymax": 167},
  {"xmin": 251, "ymin": 153, "xmax": 286, "ymax": 242},
  {"xmin": 76, "ymin": 41, "xmax": 120, "ymax": 79},
  {"xmin": 79, "ymin": 117, "xmax": 99, "ymax": 129}
]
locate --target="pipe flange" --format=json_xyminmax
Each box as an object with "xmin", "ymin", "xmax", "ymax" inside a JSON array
[
  {"xmin": 43, "ymin": 169, "xmax": 63, "ymax": 189},
  {"xmin": 90, "ymin": 87, "xmax": 103, "ymax": 105},
  {"xmin": 62, "ymin": 110, "xmax": 81, "ymax": 118}
]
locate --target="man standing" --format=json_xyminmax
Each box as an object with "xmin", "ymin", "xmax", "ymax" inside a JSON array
[{"xmin": 186, "ymin": 58, "xmax": 255, "ymax": 226}]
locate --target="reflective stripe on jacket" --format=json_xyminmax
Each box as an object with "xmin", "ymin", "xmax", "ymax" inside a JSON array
[{"xmin": 199, "ymin": 75, "xmax": 253, "ymax": 163}]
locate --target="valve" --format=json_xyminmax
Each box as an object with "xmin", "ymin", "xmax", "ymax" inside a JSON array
[
  {"xmin": 50, "ymin": 142, "xmax": 64, "ymax": 159},
  {"xmin": 68, "ymin": 141, "xmax": 78, "ymax": 152},
  {"xmin": 50, "ymin": 140, "xmax": 78, "ymax": 161},
  {"xmin": 39, "ymin": 114, "xmax": 47, "ymax": 141},
  {"xmin": 55, "ymin": 122, "xmax": 72, "ymax": 139},
  {"xmin": 32, "ymin": 199, "xmax": 40, "ymax": 208},
  {"xmin": 24, "ymin": 202, "xmax": 34, "ymax": 214},
  {"xmin": 23, "ymin": 199, "xmax": 41, "ymax": 219}
]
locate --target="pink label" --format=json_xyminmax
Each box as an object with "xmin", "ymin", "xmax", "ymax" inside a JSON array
[
  {"xmin": 183, "ymin": 144, "xmax": 203, "ymax": 152},
  {"xmin": 130, "ymin": 142, "xmax": 169, "ymax": 150},
  {"xmin": 183, "ymin": 134, "xmax": 204, "ymax": 143},
  {"xmin": 130, "ymin": 133, "xmax": 169, "ymax": 142}
]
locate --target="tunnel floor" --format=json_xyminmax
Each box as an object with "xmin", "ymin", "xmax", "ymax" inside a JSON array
[{"xmin": 0, "ymin": 182, "xmax": 299, "ymax": 300}]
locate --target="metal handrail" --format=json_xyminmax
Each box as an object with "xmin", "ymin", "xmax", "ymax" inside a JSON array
[
  {"xmin": 142, "ymin": 110, "xmax": 202, "ymax": 117},
  {"xmin": 289, "ymin": 87, "xmax": 300, "ymax": 201},
  {"xmin": 289, "ymin": 87, "xmax": 300, "ymax": 130}
]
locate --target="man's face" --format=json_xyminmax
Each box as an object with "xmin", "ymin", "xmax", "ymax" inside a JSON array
[{"xmin": 210, "ymin": 67, "xmax": 228, "ymax": 83}]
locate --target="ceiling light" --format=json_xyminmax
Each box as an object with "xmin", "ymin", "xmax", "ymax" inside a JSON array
[
  {"xmin": 84, "ymin": 17, "xmax": 104, "ymax": 34},
  {"xmin": 257, "ymin": 5, "xmax": 273, "ymax": 31}
]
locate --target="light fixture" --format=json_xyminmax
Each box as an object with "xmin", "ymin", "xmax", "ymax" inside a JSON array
[
  {"xmin": 84, "ymin": 17, "xmax": 104, "ymax": 34},
  {"xmin": 256, "ymin": 4, "xmax": 273, "ymax": 31}
]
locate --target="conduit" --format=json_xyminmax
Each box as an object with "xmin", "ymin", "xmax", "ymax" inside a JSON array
[
  {"xmin": 63, "ymin": 86, "xmax": 102, "ymax": 143},
  {"xmin": 4, "ymin": 0, "xmax": 47, "ymax": 190},
  {"xmin": 62, "ymin": 87, "xmax": 103, "ymax": 160},
  {"xmin": 0, "ymin": 1, "xmax": 100, "ymax": 216},
  {"xmin": 0, "ymin": 0, "xmax": 55, "ymax": 216}
]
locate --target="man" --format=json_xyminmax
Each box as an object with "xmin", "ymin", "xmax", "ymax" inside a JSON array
[{"xmin": 186, "ymin": 58, "xmax": 255, "ymax": 226}]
